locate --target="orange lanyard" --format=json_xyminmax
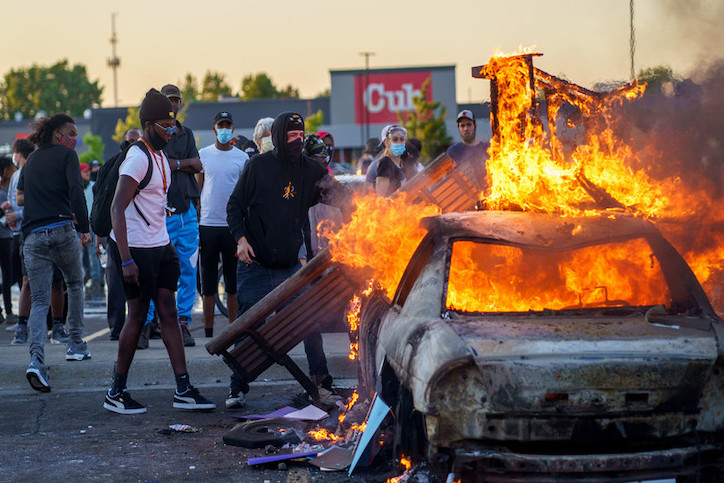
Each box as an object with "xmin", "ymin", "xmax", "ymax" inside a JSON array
[{"xmin": 140, "ymin": 137, "xmax": 167, "ymax": 194}]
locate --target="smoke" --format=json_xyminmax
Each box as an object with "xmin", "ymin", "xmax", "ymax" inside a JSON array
[{"xmin": 659, "ymin": 0, "xmax": 724, "ymax": 63}]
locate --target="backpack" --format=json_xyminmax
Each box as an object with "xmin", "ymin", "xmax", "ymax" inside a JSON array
[{"xmin": 90, "ymin": 140, "xmax": 154, "ymax": 237}]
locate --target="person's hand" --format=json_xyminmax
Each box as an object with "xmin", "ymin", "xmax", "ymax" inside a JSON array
[
  {"xmin": 95, "ymin": 236, "xmax": 105, "ymax": 258},
  {"xmin": 5, "ymin": 211, "xmax": 16, "ymax": 223},
  {"xmin": 80, "ymin": 232, "xmax": 91, "ymax": 248},
  {"xmin": 236, "ymin": 236, "xmax": 255, "ymax": 264},
  {"xmin": 122, "ymin": 260, "xmax": 139, "ymax": 286}
]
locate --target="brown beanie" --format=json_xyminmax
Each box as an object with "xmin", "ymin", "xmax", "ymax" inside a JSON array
[{"xmin": 139, "ymin": 89, "xmax": 175, "ymax": 124}]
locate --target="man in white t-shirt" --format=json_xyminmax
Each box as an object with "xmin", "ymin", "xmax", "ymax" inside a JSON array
[
  {"xmin": 103, "ymin": 89, "xmax": 215, "ymax": 415},
  {"xmin": 196, "ymin": 111, "xmax": 248, "ymax": 336}
]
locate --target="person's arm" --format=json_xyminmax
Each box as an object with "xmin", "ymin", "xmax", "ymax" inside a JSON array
[
  {"xmin": 227, "ymin": 163, "xmax": 255, "ymax": 263},
  {"xmin": 195, "ymin": 172, "xmax": 204, "ymax": 194},
  {"xmin": 16, "ymin": 169, "xmax": 24, "ymax": 206},
  {"xmin": 375, "ymin": 176, "xmax": 391, "ymax": 197},
  {"xmin": 111, "ymin": 175, "xmax": 140, "ymax": 285},
  {"xmin": 16, "ymin": 190, "xmax": 23, "ymax": 206},
  {"xmin": 168, "ymin": 156, "xmax": 202, "ymax": 173},
  {"xmin": 66, "ymin": 152, "xmax": 90, "ymax": 234}
]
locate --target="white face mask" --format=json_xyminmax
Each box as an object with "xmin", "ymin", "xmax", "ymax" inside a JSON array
[
  {"xmin": 11, "ymin": 153, "xmax": 18, "ymax": 166},
  {"xmin": 261, "ymin": 136, "xmax": 274, "ymax": 152}
]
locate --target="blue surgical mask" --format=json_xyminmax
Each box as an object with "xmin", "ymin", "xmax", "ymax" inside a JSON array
[
  {"xmin": 390, "ymin": 143, "xmax": 406, "ymax": 157},
  {"xmin": 216, "ymin": 128, "xmax": 233, "ymax": 144}
]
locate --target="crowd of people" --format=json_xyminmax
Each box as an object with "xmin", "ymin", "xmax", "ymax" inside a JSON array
[{"xmin": 2, "ymin": 82, "xmax": 487, "ymax": 414}]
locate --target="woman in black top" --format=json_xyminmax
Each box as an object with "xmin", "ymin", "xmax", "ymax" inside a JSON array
[{"xmin": 374, "ymin": 125, "xmax": 408, "ymax": 197}]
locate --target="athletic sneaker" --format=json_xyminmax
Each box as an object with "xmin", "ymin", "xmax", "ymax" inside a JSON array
[
  {"xmin": 50, "ymin": 324, "xmax": 69, "ymax": 344},
  {"xmin": 66, "ymin": 340, "xmax": 91, "ymax": 361},
  {"xmin": 26, "ymin": 357, "xmax": 51, "ymax": 392},
  {"xmin": 11, "ymin": 325, "xmax": 27, "ymax": 345},
  {"xmin": 173, "ymin": 385, "xmax": 216, "ymax": 410},
  {"xmin": 103, "ymin": 389, "xmax": 147, "ymax": 415},
  {"xmin": 225, "ymin": 390, "xmax": 246, "ymax": 409}
]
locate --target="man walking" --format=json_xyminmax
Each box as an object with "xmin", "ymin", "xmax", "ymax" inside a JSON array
[
  {"xmin": 225, "ymin": 111, "xmax": 350, "ymax": 409},
  {"xmin": 103, "ymin": 89, "xmax": 214, "ymax": 414},
  {"xmin": 197, "ymin": 112, "xmax": 248, "ymax": 336},
  {"xmin": 18, "ymin": 114, "xmax": 91, "ymax": 392},
  {"xmin": 446, "ymin": 110, "xmax": 489, "ymax": 189}
]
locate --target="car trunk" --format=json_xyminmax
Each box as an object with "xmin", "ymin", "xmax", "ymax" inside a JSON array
[{"xmin": 446, "ymin": 312, "xmax": 718, "ymax": 419}]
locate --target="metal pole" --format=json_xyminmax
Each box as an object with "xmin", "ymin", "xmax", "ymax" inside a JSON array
[
  {"xmin": 630, "ymin": 0, "xmax": 636, "ymax": 81},
  {"xmin": 107, "ymin": 13, "xmax": 121, "ymax": 107}
]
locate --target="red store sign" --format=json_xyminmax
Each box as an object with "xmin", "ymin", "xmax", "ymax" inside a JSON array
[{"xmin": 354, "ymin": 71, "xmax": 433, "ymax": 124}]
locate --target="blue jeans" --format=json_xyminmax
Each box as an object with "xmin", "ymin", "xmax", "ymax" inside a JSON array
[
  {"xmin": 146, "ymin": 204, "xmax": 199, "ymax": 324},
  {"xmin": 230, "ymin": 261, "xmax": 329, "ymax": 394},
  {"xmin": 23, "ymin": 224, "xmax": 85, "ymax": 361}
]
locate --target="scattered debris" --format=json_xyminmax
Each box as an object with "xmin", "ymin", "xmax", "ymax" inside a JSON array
[{"xmin": 168, "ymin": 424, "xmax": 201, "ymax": 433}]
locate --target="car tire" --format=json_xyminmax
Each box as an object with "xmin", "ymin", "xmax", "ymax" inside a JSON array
[
  {"xmin": 222, "ymin": 418, "xmax": 305, "ymax": 449},
  {"xmin": 393, "ymin": 384, "xmax": 426, "ymax": 460}
]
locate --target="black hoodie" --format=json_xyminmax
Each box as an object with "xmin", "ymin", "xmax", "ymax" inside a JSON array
[{"xmin": 227, "ymin": 112, "xmax": 348, "ymax": 269}]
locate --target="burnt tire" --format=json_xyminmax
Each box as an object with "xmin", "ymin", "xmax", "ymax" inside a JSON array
[
  {"xmin": 222, "ymin": 418, "xmax": 304, "ymax": 449},
  {"xmin": 393, "ymin": 385, "xmax": 426, "ymax": 460}
]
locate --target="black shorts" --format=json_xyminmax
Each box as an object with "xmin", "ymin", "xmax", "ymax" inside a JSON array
[
  {"xmin": 17, "ymin": 233, "xmax": 63, "ymax": 282},
  {"xmin": 108, "ymin": 239, "xmax": 180, "ymax": 300},
  {"xmin": 199, "ymin": 225, "xmax": 237, "ymax": 296}
]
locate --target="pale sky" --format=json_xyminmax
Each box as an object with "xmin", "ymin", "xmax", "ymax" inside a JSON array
[{"xmin": 1, "ymin": 0, "xmax": 721, "ymax": 108}]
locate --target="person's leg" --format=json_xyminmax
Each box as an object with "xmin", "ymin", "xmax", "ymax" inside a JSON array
[
  {"xmin": 155, "ymin": 287, "xmax": 186, "ymax": 374},
  {"xmin": 115, "ymin": 297, "xmax": 150, "ymax": 375},
  {"xmin": 23, "ymin": 230, "xmax": 54, "ymax": 390},
  {"xmin": 220, "ymin": 229, "xmax": 238, "ymax": 325},
  {"xmin": 105, "ymin": 238, "xmax": 126, "ymax": 338},
  {"xmin": 0, "ymin": 237, "xmax": 15, "ymax": 317},
  {"xmin": 199, "ymin": 226, "xmax": 219, "ymax": 337},
  {"xmin": 51, "ymin": 226, "xmax": 85, "ymax": 344},
  {"xmin": 303, "ymin": 330, "xmax": 330, "ymax": 379},
  {"xmin": 169, "ymin": 206, "xmax": 199, "ymax": 321}
]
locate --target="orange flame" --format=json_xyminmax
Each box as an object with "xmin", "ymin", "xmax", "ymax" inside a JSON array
[
  {"xmin": 308, "ymin": 428, "xmax": 341, "ymax": 442},
  {"xmin": 385, "ymin": 456, "xmax": 414, "ymax": 483}
]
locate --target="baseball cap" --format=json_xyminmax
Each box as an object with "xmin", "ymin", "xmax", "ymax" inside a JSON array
[
  {"xmin": 80, "ymin": 163, "xmax": 90, "ymax": 172},
  {"xmin": 456, "ymin": 109, "xmax": 475, "ymax": 122},
  {"xmin": 161, "ymin": 84, "xmax": 182, "ymax": 99},
  {"xmin": 214, "ymin": 111, "xmax": 233, "ymax": 125},
  {"xmin": 378, "ymin": 124, "xmax": 407, "ymax": 146}
]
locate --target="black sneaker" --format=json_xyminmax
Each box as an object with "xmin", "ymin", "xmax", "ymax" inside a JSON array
[
  {"xmin": 103, "ymin": 389, "xmax": 147, "ymax": 415},
  {"xmin": 173, "ymin": 385, "xmax": 216, "ymax": 410}
]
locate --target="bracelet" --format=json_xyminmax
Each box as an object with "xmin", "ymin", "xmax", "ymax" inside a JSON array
[
  {"xmin": 121, "ymin": 259, "xmax": 134, "ymax": 267},
  {"xmin": 176, "ymin": 159, "xmax": 180, "ymax": 171}
]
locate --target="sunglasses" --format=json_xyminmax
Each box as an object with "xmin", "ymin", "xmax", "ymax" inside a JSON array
[{"xmin": 155, "ymin": 123, "xmax": 177, "ymax": 135}]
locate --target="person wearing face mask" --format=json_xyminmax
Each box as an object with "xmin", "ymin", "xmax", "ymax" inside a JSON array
[
  {"xmin": 142, "ymin": 84, "xmax": 203, "ymax": 348},
  {"xmin": 16, "ymin": 113, "xmax": 92, "ymax": 392},
  {"xmin": 195, "ymin": 112, "xmax": 248, "ymax": 337},
  {"xmin": 252, "ymin": 117, "xmax": 275, "ymax": 154},
  {"xmin": 372, "ymin": 124, "xmax": 408, "ymax": 197},
  {"xmin": 225, "ymin": 112, "xmax": 352, "ymax": 409},
  {"xmin": 103, "ymin": 89, "xmax": 215, "ymax": 414}
]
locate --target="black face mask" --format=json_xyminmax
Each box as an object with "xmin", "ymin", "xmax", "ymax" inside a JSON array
[
  {"xmin": 147, "ymin": 126, "xmax": 169, "ymax": 150},
  {"xmin": 287, "ymin": 138, "xmax": 303, "ymax": 161}
]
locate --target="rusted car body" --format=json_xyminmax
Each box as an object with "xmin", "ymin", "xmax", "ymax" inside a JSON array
[{"xmin": 358, "ymin": 211, "xmax": 724, "ymax": 481}]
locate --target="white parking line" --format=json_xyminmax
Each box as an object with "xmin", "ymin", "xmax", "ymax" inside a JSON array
[{"xmin": 85, "ymin": 327, "xmax": 110, "ymax": 341}]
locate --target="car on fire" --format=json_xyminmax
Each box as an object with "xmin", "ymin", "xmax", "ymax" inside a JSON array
[{"xmin": 357, "ymin": 210, "xmax": 724, "ymax": 481}]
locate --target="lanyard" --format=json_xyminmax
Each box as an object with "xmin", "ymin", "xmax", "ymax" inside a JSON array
[{"xmin": 139, "ymin": 137, "xmax": 167, "ymax": 194}]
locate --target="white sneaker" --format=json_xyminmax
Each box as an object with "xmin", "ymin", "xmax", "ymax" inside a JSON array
[{"xmin": 225, "ymin": 391, "xmax": 246, "ymax": 409}]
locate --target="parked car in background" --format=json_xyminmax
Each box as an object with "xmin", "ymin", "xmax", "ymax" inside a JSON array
[{"xmin": 358, "ymin": 210, "xmax": 724, "ymax": 481}]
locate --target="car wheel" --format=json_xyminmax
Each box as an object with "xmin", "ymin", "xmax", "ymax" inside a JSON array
[{"xmin": 393, "ymin": 384, "xmax": 426, "ymax": 460}]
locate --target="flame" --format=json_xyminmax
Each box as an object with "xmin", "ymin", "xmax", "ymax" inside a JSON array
[
  {"xmin": 385, "ymin": 456, "xmax": 414, "ymax": 483},
  {"xmin": 400, "ymin": 456, "xmax": 412, "ymax": 470},
  {"xmin": 308, "ymin": 428, "xmax": 341, "ymax": 442},
  {"xmin": 447, "ymin": 238, "xmax": 668, "ymax": 313}
]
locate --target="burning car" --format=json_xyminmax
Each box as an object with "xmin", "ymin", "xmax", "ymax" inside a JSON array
[{"xmin": 357, "ymin": 210, "xmax": 724, "ymax": 481}]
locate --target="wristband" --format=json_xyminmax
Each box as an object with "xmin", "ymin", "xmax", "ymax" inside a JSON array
[
  {"xmin": 176, "ymin": 159, "xmax": 180, "ymax": 171},
  {"xmin": 121, "ymin": 259, "xmax": 134, "ymax": 267}
]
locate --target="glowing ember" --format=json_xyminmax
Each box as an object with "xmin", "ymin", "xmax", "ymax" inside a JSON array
[
  {"xmin": 385, "ymin": 456, "xmax": 414, "ymax": 483},
  {"xmin": 308, "ymin": 428, "xmax": 341, "ymax": 442}
]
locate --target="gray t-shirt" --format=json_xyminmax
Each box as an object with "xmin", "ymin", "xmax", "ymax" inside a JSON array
[{"xmin": 446, "ymin": 141, "xmax": 489, "ymax": 190}]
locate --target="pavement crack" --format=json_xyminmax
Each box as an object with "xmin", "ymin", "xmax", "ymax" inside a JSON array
[{"xmin": 31, "ymin": 399, "xmax": 47, "ymax": 435}]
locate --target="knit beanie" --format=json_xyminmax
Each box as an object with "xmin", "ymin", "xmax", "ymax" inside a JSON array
[{"xmin": 139, "ymin": 89, "xmax": 175, "ymax": 124}]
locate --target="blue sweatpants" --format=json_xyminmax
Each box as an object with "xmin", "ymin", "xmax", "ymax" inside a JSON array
[{"xmin": 146, "ymin": 204, "xmax": 199, "ymax": 325}]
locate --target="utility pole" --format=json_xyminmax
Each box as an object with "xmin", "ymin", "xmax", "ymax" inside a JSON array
[
  {"xmin": 359, "ymin": 52, "xmax": 375, "ymax": 143},
  {"xmin": 107, "ymin": 13, "xmax": 121, "ymax": 107},
  {"xmin": 629, "ymin": 0, "xmax": 636, "ymax": 81}
]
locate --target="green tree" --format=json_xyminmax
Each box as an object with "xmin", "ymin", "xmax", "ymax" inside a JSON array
[
  {"xmin": 314, "ymin": 87, "xmax": 331, "ymax": 98},
  {"xmin": 180, "ymin": 73, "xmax": 199, "ymax": 102},
  {"xmin": 201, "ymin": 71, "xmax": 233, "ymax": 102},
  {"xmin": 305, "ymin": 110, "xmax": 324, "ymax": 135},
  {"xmin": 78, "ymin": 133, "xmax": 106, "ymax": 165},
  {"xmin": 0, "ymin": 59, "xmax": 103, "ymax": 120},
  {"xmin": 397, "ymin": 77, "xmax": 451, "ymax": 163},
  {"xmin": 112, "ymin": 106, "xmax": 141, "ymax": 143},
  {"xmin": 240, "ymin": 72, "xmax": 300, "ymax": 100},
  {"xmin": 638, "ymin": 65, "xmax": 678, "ymax": 96}
]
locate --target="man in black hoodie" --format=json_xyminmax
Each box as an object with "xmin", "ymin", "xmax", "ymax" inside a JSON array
[{"xmin": 226, "ymin": 112, "xmax": 349, "ymax": 409}]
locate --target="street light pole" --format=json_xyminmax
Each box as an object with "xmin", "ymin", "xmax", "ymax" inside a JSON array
[{"xmin": 359, "ymin": 52, "xmax": 375, "ymax": 144}]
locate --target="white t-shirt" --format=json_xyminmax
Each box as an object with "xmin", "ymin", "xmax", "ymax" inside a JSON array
[
  {"xmin": 110, "ymin": 145, "xmax": 171, "ymax": 248},
  {"xmin": 198, "ymin": 145, "xmax": 248, "ymax": 227}
]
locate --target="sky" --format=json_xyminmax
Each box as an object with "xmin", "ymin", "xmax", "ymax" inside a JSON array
[{"xmin": 1, "ymin": 0, "xmax": 722, "ymax": 108}]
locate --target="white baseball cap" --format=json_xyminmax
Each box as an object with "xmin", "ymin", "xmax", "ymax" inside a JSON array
[{"xmin": 456, "ymin": 109, "xmax": 475, "ymax": 122}]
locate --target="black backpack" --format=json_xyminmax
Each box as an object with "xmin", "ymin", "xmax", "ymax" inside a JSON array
[{"xmin": 90, "ymin": 140, "xmax": 153, "ymax": 237}]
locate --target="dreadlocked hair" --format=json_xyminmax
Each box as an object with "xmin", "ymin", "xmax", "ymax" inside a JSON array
[{"xmin": 28, "ymin": 113, "xmax": 75, "ymax": 147}]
